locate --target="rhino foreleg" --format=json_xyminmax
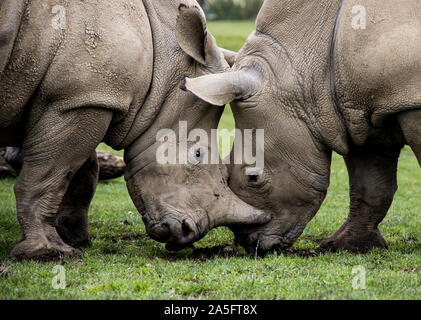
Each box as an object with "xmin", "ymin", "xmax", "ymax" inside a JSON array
[
  {"xmin": 398, "ymin": 109, "xmax": 421, "ymax": 166},
  {"xmin": 320, "ymin": 144, "xmax": 402, "ymax": 252},
  {"xmin": 55, "ymin": 151, "xmax": 99, "ymax": 248},
  {"xmin": 10, "ymin": 108, "xmax": 112, "ymax": 261}
]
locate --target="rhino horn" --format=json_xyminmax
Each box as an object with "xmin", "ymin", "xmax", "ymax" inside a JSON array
[
  {"xmin": 209, "ymin": 189, "xmax": 271, "ymax": 228},
  {"xmin": 181, "ymin": 69, "xmax": 263, "ymax": 106}
]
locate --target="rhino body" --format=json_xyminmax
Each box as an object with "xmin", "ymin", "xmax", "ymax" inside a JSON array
[
  {"xmin": 0, "ymin": 0, "xmax": 269, "ymax": 260},
  {"xmin": 185, "ymin": 0, "xmax": 421, "ymax": 253}
]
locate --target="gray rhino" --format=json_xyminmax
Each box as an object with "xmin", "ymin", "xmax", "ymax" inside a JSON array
[
  {"xmin": 183, "ymin": 0, "xmax": 421, "ymax": 253},
  {"xmin": 0, "ymin": 0, "xmax": 269, "ymax": 260}
]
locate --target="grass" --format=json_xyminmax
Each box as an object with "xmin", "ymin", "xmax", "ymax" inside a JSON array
[
  {"xmin": 0, "ymin": 21, "xmax": 420, "ymax": 300},
  {"xmin": 207, "ymin": 20, "xmax": 256, "ymax": 52}
]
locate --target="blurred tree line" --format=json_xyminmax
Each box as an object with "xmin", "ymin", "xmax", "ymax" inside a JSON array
[{"xmin": 199, "ymin": 0, "xmax": 264, "ymax": 20}]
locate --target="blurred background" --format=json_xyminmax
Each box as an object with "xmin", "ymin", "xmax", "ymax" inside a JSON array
[{"xmin": 201, "ymin": 0, "xmax": 263, "ymax": 21}]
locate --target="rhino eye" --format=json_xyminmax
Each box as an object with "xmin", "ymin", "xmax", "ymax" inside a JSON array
[{"xmin": 195, "ymin": 149, "xmax": 201, "ymax": 158}]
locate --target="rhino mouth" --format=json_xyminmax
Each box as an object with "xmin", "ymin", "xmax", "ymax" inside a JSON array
[
  {"xmin": 233, "ymin": 222, "xmax": 307, "ymax": 255},
  {"xmin": 236, "ymin": 233, "xmax": 294, "ymax": 255},
  {"xmin": 143, "ymin": 213, "xmax": 206, "ymax": 250}
]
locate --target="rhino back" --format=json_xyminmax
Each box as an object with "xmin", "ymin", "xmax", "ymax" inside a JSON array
[
  {"xmin": 0, "ymin": 0, "xmax": 64, "ymax": 128},
  {"xmin": 0, "ymin": 0, "xmax": 153, "ymax": 147},
  {"xmin": 334, "ymin": 0, "xmax": 421, "ymax": 145}
]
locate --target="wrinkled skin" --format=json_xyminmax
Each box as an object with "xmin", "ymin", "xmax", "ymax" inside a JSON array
[
  {"xmin": 184, "ymin": 0, "xmax": 421, "ymax": 253},
  {"xmin": 0, "ymin": 0, "xmax": 269, "ymax": 260}
]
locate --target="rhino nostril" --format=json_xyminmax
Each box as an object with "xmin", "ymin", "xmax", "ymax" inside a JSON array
[
  {"xmin": 151, "ymin": 218, "xmax": 199, "ymax": 247},
  {"xmin": 147, "ymin": 222, "xmax": 170, "ymax": 242},
  {"xmin": 182, "ymin": 219, "xmax": 196, "ymax": 237}
]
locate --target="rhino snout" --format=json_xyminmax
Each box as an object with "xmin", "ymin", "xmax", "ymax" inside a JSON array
[{"xmin": 145, "ymin": 216, "xmax": 199, "ymax": 247}]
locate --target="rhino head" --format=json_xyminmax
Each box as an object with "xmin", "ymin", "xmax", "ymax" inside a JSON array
[
  {"xmin": 123, "ymin": 4, "xmax": 271, "ymax": 250},
  {"xmin": 181, "ymin": 30, "xmax": 333, "ymax": 253}
]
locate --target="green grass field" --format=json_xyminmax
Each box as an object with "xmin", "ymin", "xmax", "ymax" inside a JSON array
[{"xmin": 0, "ymin": 21, "xmax": 419, "ymax": 300}]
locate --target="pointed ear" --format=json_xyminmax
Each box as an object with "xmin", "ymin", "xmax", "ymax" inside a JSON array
[
  {"xmin": 180, "ymin": 69, "xmax": 263, "ymax": 106},
  {"xmin": 176, "ymin": 4, "xmax": 222, "ymax": 66}
]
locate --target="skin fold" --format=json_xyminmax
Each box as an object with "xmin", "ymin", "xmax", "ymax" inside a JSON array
[
  {"xmin": 0, "ymin": 0, "xmax": 269, "ymax": 260},
  {"xmin": 184, "ymin": 0, "xmax": 421, "ymax": 254}
]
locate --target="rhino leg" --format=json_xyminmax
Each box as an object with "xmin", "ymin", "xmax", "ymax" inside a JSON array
[
  {"xmin": 397, "ymin": 109, "xmax": 421, "ymax": 166},
  {"xmin": 55, "ymin": 151, "xmax": 99, "ymax": 248},
  {"xmin": 320, "ymin": 144, "xmax": 402, "ymax": 252},
  {"xmin": 10, "ymin": 108, "xmax": 112, "ymax": 261}
]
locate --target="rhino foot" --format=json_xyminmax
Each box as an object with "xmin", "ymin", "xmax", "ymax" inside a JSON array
[
  {"xmin": 10, "ymin": 237, "xmax": 83, "ymax": 261},
  {"xmin": 56, "ymin": 223, "xmax": 91, "ymax": 248},
  {"xmin": 320, "ymin": 227, "xmax": 388, "ymax": 253}
]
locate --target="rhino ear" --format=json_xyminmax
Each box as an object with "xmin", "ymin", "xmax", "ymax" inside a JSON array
[
  {"xmin": 181, "ymin": 69, "xmax": 263, "ymax": 106},
  {"xmin": 176, "ymin": 4, "xmax": 221, "ymax": 66}
]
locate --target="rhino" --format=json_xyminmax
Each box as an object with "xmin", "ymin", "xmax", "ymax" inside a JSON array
[
  {"xmin": 0, "ymin": 0, "xmax": 270, "ymax": 260},
  {"xmin": 183, "ymin": 0, "xmax": 421, "ymax": 253}
]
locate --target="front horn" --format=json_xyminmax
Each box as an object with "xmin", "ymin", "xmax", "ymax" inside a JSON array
[{"xmin": 181, "ymin": 68, "xmax": 263, "ymax": 106}]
